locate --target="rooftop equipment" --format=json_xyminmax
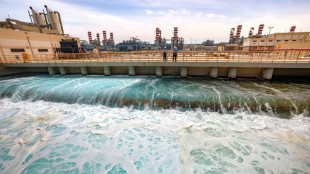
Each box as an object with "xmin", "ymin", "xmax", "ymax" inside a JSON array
[
  {"xmin": 29, "ymin": 7, "xmax": 45, "ymax": 25},
  {"xmin": 44, "ymin": 5, "xmax": 64, "ymax": 34}
]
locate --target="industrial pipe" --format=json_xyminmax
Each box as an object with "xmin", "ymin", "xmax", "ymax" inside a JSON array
[{"xmin": 54, "ymin": 11, "xmax": 64, "ymax": 35}]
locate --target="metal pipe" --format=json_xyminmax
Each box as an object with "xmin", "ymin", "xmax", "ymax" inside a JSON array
[
  {"xmin": 54, "ymin": 11, "xmax": 64, "ymax": 35},
  {"xmin": 39, "ymin": 11, "xmax": 48, "ymax": 26},
  {"xmin": 28, "ymin": 10, "xmax": 33, "ymax": 23}
]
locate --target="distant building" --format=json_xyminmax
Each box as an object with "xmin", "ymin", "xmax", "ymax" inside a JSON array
[
  {"xmin": 242, "ymin": 32, "xmax": 310, "ymax": 51},
  {"xmin": 202, "ymin": 40, "xmax": 214, "ymax": 46}
]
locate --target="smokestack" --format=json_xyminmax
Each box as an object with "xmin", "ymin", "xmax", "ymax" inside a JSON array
[
  {"xmin": 103, "ymin": 31, "xmax": 107, "ymax": 41},
  {"xmin": 110, "ymin": 32, "xmax": 114, "ymax": 41},
  {"xmin": 229, "ymin": 28, "xmax": 235, "ymax": 43},
  {"xmin": 248, "ymin": 27, "xmax": 254, "ymax": 37},
  {"xmin": 290, "ymin": 26, "xmax": 296, "ymax": 32},
  {"xmin": 156, "ymin": 28, "xmax": 160, "ymax": 40},
  {"xmin": 174, "ymin": 27, "xmax": 178, "ymax": 38},
  {"xmin": 258, "ymin": 24, "xmax": 264, "ymax": 35},
  {"xmin": 236, "ymin": 25, "xmax": 242, "ymax": 38},
  {"xmin": 96, "ymin": 33, "xmax": 100, "ymax": 45},
  {"xmin": 88, "ymin": 31, "xmax": 92, "ymax": 44}
]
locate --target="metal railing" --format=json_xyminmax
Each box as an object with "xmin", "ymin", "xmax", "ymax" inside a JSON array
[{"xmin": 1, "ymin": 50, "xmax": 310, "ymax": 64}]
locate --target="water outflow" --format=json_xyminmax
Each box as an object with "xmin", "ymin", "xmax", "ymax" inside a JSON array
[{"xmin": 0, "ymin": 75, "xmax": 309, "ymax": 118}]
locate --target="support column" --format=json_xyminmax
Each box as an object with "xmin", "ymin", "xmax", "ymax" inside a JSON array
[
  {"xmin": 104, "ymin": 66, "xmax": 111, "ymax": 76},
  {"xmin": 59, "ymin": 67, "xmax": 67, "ymax": 75},
  {"xmin": 128, "ymin": 66, "xmax": 136, "ymax": 76},
  {"xmin": 262, "ymin": 68, "xmax": 274, "ymax": 80},
  {"xmin": 210, "ymin": 67, "xmax": 218, "ymax": 78},
  {"xmin": 81, "ymin": 67, "xmax": 88, "ymax": 75},
  {"xmin": 156, "ymin": 67, "xmax": 162, "ymax": 77},
  {"xmin": 180, "ymin": 67, "xmax": 187, "ymax": 78},
  {"xmin": 48, "ymin": 67, "xmax": 55, "ymax": 75},
  {"xmin": 228, "ymin": 68, "xmax": 237, "ymax": 79}
]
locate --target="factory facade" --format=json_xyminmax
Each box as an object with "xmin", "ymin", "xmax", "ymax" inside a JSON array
[
  {"xmin": 242, "ymin": 32, "xmax": 310, "ymax": 51},
  {"xmin": 0, "ymin": 5, "xmax": 80, "ymax": 60}
]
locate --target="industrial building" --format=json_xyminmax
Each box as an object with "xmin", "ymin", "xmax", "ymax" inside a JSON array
[
  {"xmin": 243, "ymin": 26, "xmax": 310, "ymax": 51},
  {"xmin": 0, "ymin": 5, "xmax": 80, "ymax": 60}
]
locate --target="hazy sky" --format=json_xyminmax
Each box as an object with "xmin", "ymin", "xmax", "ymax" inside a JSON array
[{"xmin": 0, "ymin": 0, "xmax": 309, "ymax": 44}]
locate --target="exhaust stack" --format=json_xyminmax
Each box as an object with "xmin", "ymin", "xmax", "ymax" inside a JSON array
[
  {"xmin": 290, "ymin": 26, "xmax": 296, "ymax": 32},
  {"xmin": 257, "ymin": 24, "xmax": 264, "ymax": 35},
  {"xmin": 88, "ymin": 31, "xmax": 92, "ymax": 44}
]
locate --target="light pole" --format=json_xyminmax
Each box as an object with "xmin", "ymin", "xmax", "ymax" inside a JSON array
[{"xmin": 268, "ymin": 27, "xmax": 274, "ymax": 35}]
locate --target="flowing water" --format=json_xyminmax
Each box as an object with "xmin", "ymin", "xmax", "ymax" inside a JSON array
[{"xmin": 0, "ymin": 75, "xmax": 309, "ymax": 174}]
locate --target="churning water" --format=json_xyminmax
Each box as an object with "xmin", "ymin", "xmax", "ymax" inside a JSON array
[{"xmin": 0, "ymin": 75, "xmax": 309, "ymax": 174}]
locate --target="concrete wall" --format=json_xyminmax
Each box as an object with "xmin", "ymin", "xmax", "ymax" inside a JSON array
[{"xmin": 2, "ymin": 61, "xmax": 310, "ymax": 79}]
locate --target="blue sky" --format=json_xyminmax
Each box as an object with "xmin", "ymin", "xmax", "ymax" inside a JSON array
[{"xmin": 0, "ymin": 0, "xmax": 309, "ymax": 43}]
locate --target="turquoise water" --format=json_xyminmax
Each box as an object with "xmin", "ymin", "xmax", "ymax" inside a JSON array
[{"xmin": 0, "ymin": 75, "xmax": 309, "ymax": 173}]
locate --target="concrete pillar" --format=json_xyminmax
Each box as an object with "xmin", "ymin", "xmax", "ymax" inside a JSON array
[
  {"xmin": 228, "ymin": 68, "xmax": 237, "ymax": 79},
  {"xmin": 128, "ymin": 66, "xmax": 136, "ymax": 76},
  {"xmin": 60, "ymin": 67, "xmax": 67, "ymax": 75},
  {"xmin": 104, "ymin": 66, "xmax": 111, "ymax": 76},
  {"xmin": 180, "ymin": 67, "xmax": 187, "ymax": 78},
  {"xmin": 156, "ymin": 67, "xmax": 162, "ymax": 77},
  {"xmin": 262, "ymin": 68, "xmax": 274, "ymax": 80},
  {"xmin": 210, "ymin": 67, "xmax": 218, "ymax": 78},
  {"xmin": 47, "ymin": 67, "xmax": 55, "ymax": 75},
  {"xmin": 81, "ymin": 67, "xmax": 88, "ymax": 75}
]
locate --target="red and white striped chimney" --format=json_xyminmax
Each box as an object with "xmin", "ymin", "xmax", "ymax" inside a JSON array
[
  {"xmin": 88, "ymin": 31, "xmax": 92, "ymax": 44},
  {"xmin": 258, "ymin": 24, "xmax": 264, "ymax": 35},
  {"xmin": 174, "ymin": 27, "xmax": 178, "ymax": 38},
  {"xmin": 229, "ymin": 28, "xmax": 235, "ymax": 43},
  {"xmin": 103, "ymin": 31, "xmax": 107, "ymax": 41},
  {"xmin": 248, "ymin": 27, "xmax": 254, "ymax": 37},
  {"xmin": 110, "ymin": 32, "xmax": 114, "ymax": 41},
  {"xmin": 236, "ymin": 25, "xmax": 242, "ymax": 38},
  {"xmin": 156, "ymin": 28, "xmax": 160, "ymax": 40},
  {"xmin": 96, "ymin": 33, "xmax": 100, "ymax": 45},
  {"xmin": 290, "ymin": 26, "xmax": 296, "ymax": 32}
]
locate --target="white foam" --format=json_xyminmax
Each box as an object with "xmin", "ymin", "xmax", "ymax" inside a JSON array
[{"xmin": 0, "ymin": 99, "xmax": 310, "ymax": 173}]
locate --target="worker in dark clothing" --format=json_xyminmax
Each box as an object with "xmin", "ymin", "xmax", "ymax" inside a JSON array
[
  {"xmin": 173, "ymin": 46, "xmax": 178, "ymax": 61},
  {"xmin": 163, "ymin": 46, "xmax": 167, "ymax": 61}
]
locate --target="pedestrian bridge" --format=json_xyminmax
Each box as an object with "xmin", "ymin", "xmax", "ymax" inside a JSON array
[{"xmin": 1, "ymin": 50, "xmax": 310, "ymax": 79}]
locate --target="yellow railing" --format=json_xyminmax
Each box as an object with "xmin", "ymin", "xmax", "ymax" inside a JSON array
[{"xmin": 1, "ymin": 50, "xmax": 310, "ymax": 64}]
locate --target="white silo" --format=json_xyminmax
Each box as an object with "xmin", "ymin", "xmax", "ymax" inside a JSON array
[
  {"xmin": 44, "ymin": 5, "xmax": 64, "ymax": 34},
  {"xmin": 29, "ymin": 6, "xmax": 45, "ymax": 25}
]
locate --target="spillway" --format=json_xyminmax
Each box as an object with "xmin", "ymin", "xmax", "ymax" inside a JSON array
[{"xmin": 0, "ymin": 75, "xmax": 309, "ymax": 173}]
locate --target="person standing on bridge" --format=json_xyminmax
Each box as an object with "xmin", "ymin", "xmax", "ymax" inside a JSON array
[
  {"xmin": 163, "ymin": 46, "xmax": 167, "ymax": 61},
  {"xmin": 173, "ymin": 46, "xmax": 178, "ymax": 61}
]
